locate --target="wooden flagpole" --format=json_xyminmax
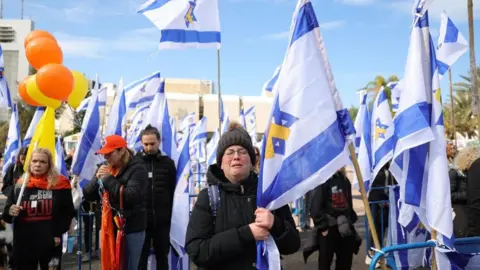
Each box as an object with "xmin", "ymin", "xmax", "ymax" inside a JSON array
[{"xmin": 348, "ymin": 144, "xmax": 387, "ymax": 270}]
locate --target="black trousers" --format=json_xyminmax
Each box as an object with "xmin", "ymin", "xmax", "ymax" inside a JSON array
[
  {"xmin": 15, "ymin": 257, "xmax": 61, "ymax": 270},
  {"xmin": 318, "ymin": 226, "xmax": 355, "ymax": 270},
  {"xmin": 138, "ymin": 226, "xmax": 170, "ymax": 270},
  {"xmin": 82, "ymin": 211, "xmax": 101, "ymax": 253}
]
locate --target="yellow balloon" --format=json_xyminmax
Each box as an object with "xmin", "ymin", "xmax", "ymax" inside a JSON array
[
  {"xmin": 68, "ymin": 70, "xmax": 88, "ymax": 109},
  {"xmin": 26, "ymin": 75, "xmax": 61, "ymax": 109}
]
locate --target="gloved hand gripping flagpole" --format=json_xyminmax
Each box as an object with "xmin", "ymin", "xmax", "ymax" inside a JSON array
[{"xmin": 348, "ymin": 143, "xmax": 387, "ymax": 270}]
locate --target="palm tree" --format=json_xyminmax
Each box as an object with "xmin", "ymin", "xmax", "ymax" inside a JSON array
[{"xmin": 359, "ymin": 75, "xmax": 400, "ymax": 113}]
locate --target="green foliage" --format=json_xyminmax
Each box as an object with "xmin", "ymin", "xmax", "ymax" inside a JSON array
[{"xmin": 348, "ymin": 106, "xmax": 359, "ymax": 121}]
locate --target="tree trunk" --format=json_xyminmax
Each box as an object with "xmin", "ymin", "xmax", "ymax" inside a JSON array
[{"xmin": 468, "ymin": 0, "xmax": 480, "ymax": 140}]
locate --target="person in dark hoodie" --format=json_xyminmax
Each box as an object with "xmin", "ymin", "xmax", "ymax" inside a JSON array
[
  {"xmin": 185, "ymin": 122, "xmax": 301, "ymax": 270},
  {"xmin": 2, "ymin": 147, "xmax": 28, "ymax": 196},
  {"xmin": 137, "ymin": 125, "xmax": 177, "ymax": 270},
  {"xmin": 2, "ymin": 148, "xmax": 75, "ymax": 270},
  {"xmin": 309, "ymin": 168, "xmax": 358, "ymax": 270},
  {"xmin": 82, "ymin": 135, "xmax": 148, "ymax": 270}
]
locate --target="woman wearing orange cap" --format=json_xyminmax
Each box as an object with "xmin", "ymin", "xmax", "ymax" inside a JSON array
[
  {"xmin": 83, "ymin": 135, "xmax": 148, "ymax": 270},
  {"xmin": 2, "ymin": 148, "xmax": 75, "ymax": 270}
]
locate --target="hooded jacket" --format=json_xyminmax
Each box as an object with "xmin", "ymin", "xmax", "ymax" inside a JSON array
[
  {"xmin": 185, "ymin": 165, "xmax": 301, "ymax": 270},
  {"xmin": 83, "ymin": 156, "xmax": 148, "ymax": 233}
]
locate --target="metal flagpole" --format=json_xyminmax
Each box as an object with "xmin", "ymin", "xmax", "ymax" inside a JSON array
[{"xmin": 217, "ymin": 49, "xmax": 222, "ymax": 137}]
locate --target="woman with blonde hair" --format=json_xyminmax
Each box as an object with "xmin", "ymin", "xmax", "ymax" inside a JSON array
[
  {"xmin": 454, "ymin": 145, "xmax": 480, "ymax": 237},
  {"xmin": 2, "ymin": 148, "xmax": 75, "ymax": 270}
]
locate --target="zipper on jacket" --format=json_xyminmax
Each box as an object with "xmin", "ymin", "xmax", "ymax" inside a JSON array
[
  {"xmin": 151, "ymin": 160, "xmax": 157, "ymax": 226},
  {"xmin": 240, "ymin": 185, "xmax": 244, "ymax": 194}
]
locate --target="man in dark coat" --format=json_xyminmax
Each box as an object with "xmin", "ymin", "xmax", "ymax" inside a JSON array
[
  {"xmin": 185, "ymin": 122, "xmax": 301, "ymax": 270},
  {"xmin": 137, "ymin": 125, "xmax": 177, "ymax": 270}
]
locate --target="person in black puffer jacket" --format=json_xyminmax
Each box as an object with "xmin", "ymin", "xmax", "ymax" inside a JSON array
[
  {"xmin": 136, "ymin": 125, "xmax": 177, "ymax": 270},
  {"xmin": 2, "ymin": 147, "xmax": 28, "ymax": 197},
  {"xmin": 186, "ymin": 122, "xmax": 301, "ymax": 270},
  {"xmin": 82, "ymin": 135, "xmax": 148, "ymax": 270}
]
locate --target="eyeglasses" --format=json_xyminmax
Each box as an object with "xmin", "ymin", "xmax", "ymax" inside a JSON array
[{"xmin": 224, "ymin": 148, "xmax": 248, "ymax": 157}]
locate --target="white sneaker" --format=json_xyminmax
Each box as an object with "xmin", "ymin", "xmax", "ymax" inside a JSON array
[{"xmin": 365, "ymin": 255, "xmax": 380, "ymax": 268}]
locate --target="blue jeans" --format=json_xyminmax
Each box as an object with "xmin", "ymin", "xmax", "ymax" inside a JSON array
[{"xmin": 126, "ymin": 231, "xmax": 146, "ymax": 270}]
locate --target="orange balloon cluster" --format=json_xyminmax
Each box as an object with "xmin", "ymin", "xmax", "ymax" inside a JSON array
[{"xmin": 19, "ymin": 30, "xmax": 82, "ymax": 109}]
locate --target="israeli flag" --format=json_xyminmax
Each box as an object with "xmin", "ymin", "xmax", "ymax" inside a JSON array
[
  {"xmin": 436, "ymin": 11, "xmax": 468, "ymax": 80},
  {"xmin": 104, "ymin": 77, "xmax": 127, "ymax": 138},
  {"xmin": 352, "ymin": 91, "xmax": 372, "ymax": 192},
  {"xmin": 169, "ymin": 128, "xmax": 191, "ymax": 270},
  {"xmin": 138, "ymin": 0, "xmax": 221, "ymax": 49},
  {"xmin": 2, "ymin": 104, "xmax": 21, "ymax": 176},
  {"xmin": 244, "ymin": 106, "xmax": 258, "ymax": 144},
  {"xmin": 388, "ymin": 81, "xmax": 402, "ymax": 113},
  {"xmin": 136, "ymin": 79, "xmax": 178, "ymax": 163},
  {"xmin": 0, "ymin": 45, "xmax": 12, "ymax": 109},
  {"xmin": 263, "ymin": 65, "xmax": 281, "ymax": 94},
  {"xmin": 371, "ymin": 87, "xmax": 394, "ymax": 180},
  {"xmin": 23, "ymin": 107, "xmax": 46, "ymax": 147},
  {"xmin": 391, "ymin": 1, "xmax": 453, "ymax": 247},
  {"xmin": 75, "ymin": 75, "xmax": 107, "ymax": 112},
  {"xmin": 179, "ymin": 112, "xmax": 195, "ymax": 144},
  {"xmin": 256, "ymin": 1, "xmax": 355, "ymax": 268},
  {"xmin": 206, "ymin": 97, "xmax": 229, "ymax": 166},
  {"xmin": 191, "ymin": 116, "xmax": 207, "ymax": 162},
  {"xmin": 55, "ymin": 137, "xmax": 69, "ymax": 177},
  {"xmin": 125, "ymin": 72, "xmax": 161, "ymax": 110},
  {"xmin": 436, "ymin": 247, "xmax": 480, "ymax": 269},
  {"xmin": 239, "ymin": 107, "xmax": 246, "ymax": 129},
  {"xmin": 388, "ymin": 186, "xmax": 431, "ymax": 270},
  {"xmin": 71, "ymin": 86, "xmax": 104, "ymax": 186}
]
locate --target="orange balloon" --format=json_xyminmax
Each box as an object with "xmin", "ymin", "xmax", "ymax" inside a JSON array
[
  {"xmin": 36, "ymin": 64, "xmax": 73, "ymax": 101},
  {"xmin": 26, "ymin": 37, "xmax": 63, "ymax": 70},
  {"xmin": 18, "ymin": 77, "xmax": 40, "ymax": 106},
  {"xmin": 24, "ymin": 30, "xmax": 56, "ymax": 49}
]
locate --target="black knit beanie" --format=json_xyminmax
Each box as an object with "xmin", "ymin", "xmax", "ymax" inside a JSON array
[{"xmin": 216, "ymin": 122, "xmax": 256, "ymax": 166}]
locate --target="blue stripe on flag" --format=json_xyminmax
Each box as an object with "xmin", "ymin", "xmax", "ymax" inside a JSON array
[
  {"xmin": 374, "ymin": 136, "xmax": 394, "ymax": 168},
  {"xmin": 445, "ymin": 17, "xmax": 459, "ymax": 43},
  {"xmin": 137, "ymin": 0, "xmax": 170, "ymax": 13},
  {"xmin": 72, "ymin": 101, "xmax": 100, "ymax": 175},
  {"xmin": 405, "ymin": 145, "xmax": 428, "ymax": 206},
  {"xmin": 337, "ymin": 109, "xmax": 356, "ymax": 136},
  {"xmin": 378, "ymin": 90, "xmax": 388, "ymax": 104},
  {"xmin": 161, "ymin": 30, "xmax": 221, "ymax": 44},
  {"xmin": 125, "ymin": 72, "xmax": 161, "ymax": 92},
  {"xmin": 290, "ymin": 2, "xmax": 319, "ymax": 46},
  {"xmin": 193, "ymin": 132, "xmax": 207, "ymax": 141},
  {"xmin": 260, "ymin": 119, "xmax": 345, "ymax": 204},
  {"xmin": 436, "ymin": 59, "xmax": 450, "ymax": 76},
  {"xmin": 393, "ymin": 102, "xmax": 430, "ymax": 140}
]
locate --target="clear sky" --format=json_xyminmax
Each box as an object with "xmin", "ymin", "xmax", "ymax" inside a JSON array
[{"xmin": 3, "ymin": 0, "xmax": 480, "ymax": 107}]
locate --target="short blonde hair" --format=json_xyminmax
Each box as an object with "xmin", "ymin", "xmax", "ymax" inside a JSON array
[
  {"xmin": 454, "ymin": 145, "xmax": 480, "ymax": 171},
  {"xmin": 19, "ymin": 148, "xmax": 59, "ymax": 189}
]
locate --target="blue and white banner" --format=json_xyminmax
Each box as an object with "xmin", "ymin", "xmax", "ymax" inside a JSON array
[
  {"xmin": 138, "ymin": 0, "xmax": 221, "ymax": 49},
  {"xmin": 2, "ymin": 104, "xmax": 21, "ymax": 176}
]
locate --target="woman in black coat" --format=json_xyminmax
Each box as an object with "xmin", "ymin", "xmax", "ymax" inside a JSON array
[{"xmin": 186, "ymin": 123, "xmax": 300, "ymax": 270}]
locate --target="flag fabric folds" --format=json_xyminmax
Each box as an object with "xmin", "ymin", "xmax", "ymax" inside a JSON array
[
  {"xmin": 256, "ymin": 0, "xmax": 355, "ymax": 268},
  {"xmin": 138, "ymin": 0, "xmax": 221, "ymax": 49},
  {"xmin": 2, "ymin": 104, "xmax": 21, "ymax": 175}
]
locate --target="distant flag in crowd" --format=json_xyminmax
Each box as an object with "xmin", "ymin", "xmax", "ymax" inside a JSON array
[
  {"xmin": 23, "ymin": 107, "xmax": 46, "ymax": 147},
  {"xmin": 352, "ymin": 90, "xmax": 372, "ymax": 192},
  {"xmin": 2, "ymin": 104, "xmax": 21, "ymax": 175},
  {"xmin": 436, "ymin": 11, "xmax": 468, "ymax": 80},
  {"xmin": 55, "ymin": 137, "xmax": 69, "ymax": 177},
  {"xmin": 206, "ymin": 96, "xmax": 229, "ymax": 166},
  {"xmin": 125, "ymin": 72, "xmax": 161, "ymax": 111},
  {"xmin": 0, "ymin": 45, "xmax": 12, "ymax": 109},
  {"xmin": 104, "ymin": 77, "xmax": 127, "ymax": 138},
  {"xmin": 388, "ymin": 81, "xmax": 402, "ymax": 113},
  {"xmin": 239, "ymin": 106, "xmax": 246, "ymax": 128},
  {"xmin": 256, "ymin": 0, "xmax": 355, "ymax": 268},
  {"xmin": 353, "ymin": 91, "xmax": 368, "ymax": 155},
  {"xmin": 244, "ymin": 106, "xmax": 257, "ymax": 144},
  {"xmin": 138, "ymin": 0, "xmax": 221, "ymax": 49},
  {"xmin": 262, "ymin": 65, "xmax": 281, "ymax": 94}
]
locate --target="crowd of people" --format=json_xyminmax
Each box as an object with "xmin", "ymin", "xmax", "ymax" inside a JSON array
[{"xmin": 3, "ymin": 121, "xmax": 478, "ymax": 270}]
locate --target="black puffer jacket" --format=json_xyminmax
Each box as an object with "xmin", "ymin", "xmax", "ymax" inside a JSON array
[
  {"xmin": 449, "ymin": 167, "xmax": 468, "ymax": 204},
  {"xmin": 136, "ymin": 151, "xmax": 176, "ymax": 228},
  {"xmin": 83, "ymin": 156, "xmax": 148, "ymax": 234},
  {"xmin": 186, "ymin": 165, "xmax": 300, "ymax": 270},
  {"xmin": 466, "ymin": 158, "xmax": 480, "ymax": 236}
]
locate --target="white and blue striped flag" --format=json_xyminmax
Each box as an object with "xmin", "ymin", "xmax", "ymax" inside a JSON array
[
  {"xmin": 191, "ymin": 116, "xmax": 207, "ymax": 162},
  {"xmin": 244, "ymin": 106, "xmax": 258, "ymax": 144},
  {"xmin": 388, "ymin": 186, "xmax": 431, "ymax": 270},
  {"xmin": 0, "ymin": 45, "xmax": 12, "ymax": 109},
  {"xmin": 239, "ymin": 106, "xmax": 246, "ymax": 129},
  {"xmin": 388, "ymin": 81, "xmax": 402, "ymax": 113},
  {"xmin": 390, "ymin": 1, "xmax": 453, "ymax": 247},
  {"xmin": 125, "ymin": 72, "xmax": 161, "ymax": 111},
  {"xmin": 436, "ymin": 11, "xmax": 468, "ymax": 80},
  {"xmin": 23, "ymin": 107, "xmax": 46, "ymax": 147},
  {"xmin": 169, "ymin": 128, "xmax": 191, "ymax": 270},
  {"xmin": 138, "ymin": 0, "xmax": 221, "ymax": 49},
  {"xmin": 436, "ymin": 247, "xmax": 480, "ymax": 269},
  {"xmin": 2, "ymin": 104, "xmax": 21, "ymax": 176},
  {"xmin": 371, "ymin": 87, "xmax": 394, "ymax": 180},
  {"xmin": 75, "ymin": 75, "xmax": 106, "ymax": 112},
  {"xmin": 352, "ymin": 90, "xmax": 372, "ymax": 192},
  {"xmin": 55, "ymin": 137, "xmax": 69, "ymax": 177},
  {"xmin": 256, "ymin": 0, "xmax": 355, "ymax": 268},
  {"xmin": 137, "ymin": 78, "xmax": 179, "ymax": 164},
  {"xmin": 71, "ymin": 85, "xmax": 104, "ymax": 187},
  {"xmin": 104, "ymin": 77, "xmax": 127, "ymax": 138},
  {"xmin": 127, "ymin": 104, "xmax": 150, "ymax": 147},
  {"xmin": 262, "ymin": 65, "xmax": 281, "ymax": 94},
  {"xmin": 179, "ymin": 112, "xmax": 196, "ymax": 144},
  {"xmin": 206, "ymin": 97, "xmax": 229, "ymax": 166}
]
